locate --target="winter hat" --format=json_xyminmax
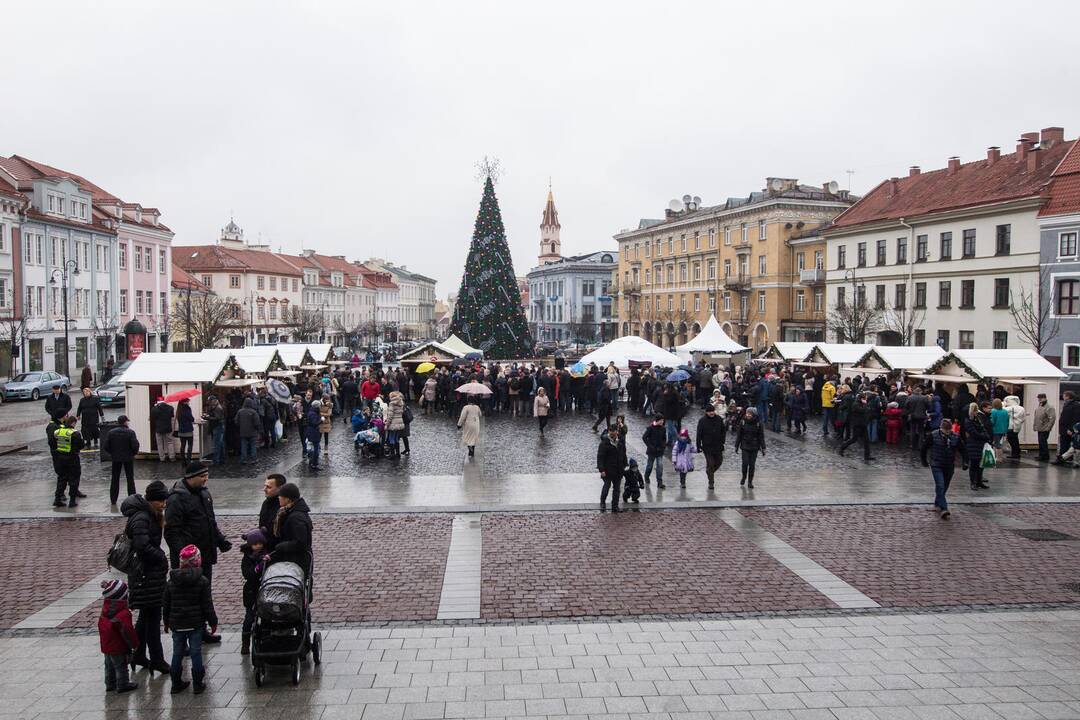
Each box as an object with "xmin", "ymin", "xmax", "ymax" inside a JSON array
[
  {"xmin": 101, "ymin": 579, "xmax": 128, "ymax": 601},
  {"xmin": 679, "ymin": 428, "xmax": 690, "ymax": 438},
  {"xmin": 144, "ymin": 480, "xmax": 169, "ymax": 502},
  {"xmin": 628, "ymin": 457, "xmax": 638, "ymax": 467},
  {"xmin": 278, "ymin": 482, "xmax": 301, "ymax": 501},
  {"xmin": 243, "ymin": 528, "xmax": 268, "ymax": 546},
  {"xmin": 183, "ymin": 460, "xmax": 210, "ymax": 480},
  {"xmin": 179, "ymin": 544, "xmax": 202, "ymax": 568}
]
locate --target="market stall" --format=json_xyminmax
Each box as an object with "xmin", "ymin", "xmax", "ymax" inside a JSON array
[
  {"xmin": 675, "ymin": 316, "xmax": 750, "ymax": 364},
  {"xmin": 910, "ymin": 349, "xmax": 1067, "ymax": 447},
  {"xmin": 755, "ymin": 341, "xmax": 819, "ymax": 365},
  {"xmin": 578, "ymin": 335, "xmax": 682, "ymax": 370},
  {"xmin": 275, "ymin": 344, "xmax": 317, "ymax": 369},
  {"xmin": 398, "ymin": 340, "xmax": 465, "ymax": 368},
  {"xmin": 441, "ymin": 334, "xmax": 483, "ymax": 357},
  {"xmin": 214, "ymin": 346, "xmax": 287, "ymax": 378},
  {"xmin": 799, "ymin": 343, "xmax": 874, "ymax": 373},
  {"xmin": 851, "ymin": 345, "xmax": 946, "ymax": 376}
]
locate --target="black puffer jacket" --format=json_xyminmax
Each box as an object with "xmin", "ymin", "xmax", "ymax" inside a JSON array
[
  {"xmin": 272, "ymin": 499, "xmax": 313, "ymax": 575},
  {"xmin": 122, "ymin": 495, "xmax": 168, "ymax": 610},
  {"xmin": 695, "ymin": 414, "xmax": 727, "ymax": 452},
  {"xmin": 735, "ymin": 417, "xmax": 766, "ymax": 453},
  {"xmin": 922, "ymin": 429, "xmax": 960, "ymax": 469},
  {"xmin": 163, "ymin": 567, "xmax": 217, "ymax": 632},
  {"xmin": 102, "ymin": 425, "xmax": 140, "ymax": 462},
  {"xmin": 164, "ymin": 480, "xmax": 230, "ymax": 567},
  {"xmin": 641, "ymin": 424, "xmax": 667, "ymax": 458}
]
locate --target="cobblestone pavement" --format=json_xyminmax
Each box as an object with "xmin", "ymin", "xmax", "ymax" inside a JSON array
[{"xmin": 4, "ymin": 608, "xmax": 1080, "ymax": 720}]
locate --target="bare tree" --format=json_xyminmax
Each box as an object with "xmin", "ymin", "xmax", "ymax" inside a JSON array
[
  {"xmin": 0, "ymin": 309, "xmax": 31, "ymax": 379},
  {"xmin": 172, "ymin": 295, "xmax": 239, "ymax": 350},
  {"xmin": 568, "ymin": 320, "xmax": 598, "ymax": 343},
  {"xmin": 880, "ymin": 300, "xmax": 926, "ymax": 346},
  {"xmin": 1009, "ymin": 266, "xmax": 1061, "ymax": 352},
  {"xmin": 290, "ymin": 306, "xmax": 326, "ymax": 342},
  {"xmin": 827, "ymin": 296, "xmax": 883, "ymax": 344}
]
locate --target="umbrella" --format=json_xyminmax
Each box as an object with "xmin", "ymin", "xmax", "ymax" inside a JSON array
[
  {"xmin": 451, "ymin": 357, "xmax": 471, "ymax": 367},
  {"xmin": 570, "ymin": 361, "xmax": 586, "ymax": 374},
  {"xmin": 666, "ymin": 369, "xmax": 691, "ymax": 383},
  {"xmin": 161, "ymin": 388, "xmax": 202, "ymax": 403},
  {"xmin": 416, "ymin": 362, "xmax": 436, "ymax": 374},
  {"xmin": 456, "ymin": 381, "xmax": 493, "ymax": 395},
  {"xmin": 464, "ymin": 351, "xmax": 483, "ymax": 361},
  {"xmin": 267, "ymin": 379, "xmax": 292, "ymax": 403}
]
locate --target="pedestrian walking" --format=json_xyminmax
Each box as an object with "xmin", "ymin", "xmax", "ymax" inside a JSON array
[
  {"xmin": 1033, "ymin": 393, "xmax": 1056, "ymax": 462},
  {"xmin": 597, "ymin": 424, "xmax": 626, "ymax": 512},
  {"xmin": 838, "ymin": 394, "xmax": 872, "ymax": 461},
  {"xmin": 52, "ymin": 415, "xmax": 84, "ymax": 508},
  {"xmin": 238, "ymin": 529, "xmax": 270, "ymax": 656},
  {"xmin": 672, "ymin": 427, "xmax": 696, "ymax": 487},
  {"xmin": 77, "ymin": 387, "xmax": 104, "ymax": 448},
  {"xmin": 234, "ymin": 396, "xmax": 260, "ymax": 465},
  {"xmin": 884, "ymin": 401, "xmax": 904, "ymax": 445},
  {"xmin": 905, "ymin": 387, "xmax": 930, "ymax": 450},
  {"xmin": 820, "ymin": 378, "xmax": 836, "ymax": 437},
  {"xmin": 641, "ymin": 414, "xmax": 667, "ymax": 488},
  {"xmin": 534, "ymin": 386, "xmax": 550, "ymax": 434},
  {"xmin": 458, "ymin": 396, "xmax": 482, "ymax": 458},
  {"xmin": 258, "ymin": 473, "xmax": 287, "ymax": 548},
  {"xmin": 176, "ymin": 398, "xmax": 196, "ymax": 465},
  {"xmin": 1054, "ymin": 391, "xmax": 1080, "ymax": 465},
  {"xmin": 81, "ymin": 364, "xmax": 94, "ymax": 390},
  {"xmin": 268, "ymin": 482, "xmax": 313, "ymax": 573},
  {"xmin": 922, "ymin": 419, "xmax": 960, "ymax": 519},
  {"xmin": 734, "ymin": 407, "xmax": 765, "ymax": 488},
  {"xmin": 102, "ymin": 415, "xmax": 139, "ymax": 505},
  {"xmin": 45, "ymin": 383, "xmax": 72, "ymax": 422},
  {"xmin": 151, "ymin": 397, "xmax": 176, "ymax": 462},
  {"xmin": 990, "ymin": 398, "xmax": 1009, "ymax": 453},
  {"xmin": 964, "ymin": 402, "xmax": 993, "ymax": 490},
  {"xmin": 319, "ymin": 395, "xmax": 333, "ymax": 453},
  {"xmin": 305, "ymin": 401, "xmax": 322, "ymax": 469},
  {"xmin": 163, "ymin": 545, "xmax": 217, "ymax": 695},
  {"xmin": 123, "ymin": 481, "xmax": 171, "ymax": 676},
  {"xmin": 787, "ymin": 387, "xmax": 809, "ymax": 435},
  {"xmin": 98, "ymin": 579, "xmax": 139, "ymax": 693},
  {"xmin": 622, "ymin": 458, "xmax": 643, "ymax": 504},
  {"xmin": 696, "ymin": 403, "xmax": 726, "ymax": 489}
]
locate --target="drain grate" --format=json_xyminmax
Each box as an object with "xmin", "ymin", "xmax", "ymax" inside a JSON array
[
  {"xmin": 1012, "ymin": 528, "xmax": 1078, "ymax": 542},
  {"xmin": 1064, "ymin": 583, "xmax": 1080, "ymax": 594}
]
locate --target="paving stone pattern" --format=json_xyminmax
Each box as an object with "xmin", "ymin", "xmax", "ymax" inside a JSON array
[
  {"xmin": 743, "ymin": 505, "xmax": 1080, "ymax": 608},
  {"xmin": 999, "ymin": 502, "xmax": 1080, "ymax": 539},
  {"xmin": 480, "ymin": 511, "xmax": 835, "ymax": 619}
]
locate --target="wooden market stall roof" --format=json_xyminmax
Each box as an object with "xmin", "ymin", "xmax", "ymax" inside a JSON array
[
  {"xmin": 275, "ymin": 344, "xmax": 317, "ymax": 368},
  {"xmin": 121, "ymin": 351, "xmax": 237, "ymax": 384},
  {"xmin": 800, "ymin": 343, "xmax": 874, "ymax": 366},
  {"xmin": 852, "ymin": 346, "xmax": 946, "ymax": 373},
  {"xmin": 202, "ymin": 346, "xmax": 285, "ymax": 375},
  {"xmin": 915, "ymin": 349, "xmax": 1068, "ymax": 384},
  {"xmin": 399, "ymin": 340, "xmax": 465, "ymax": 364},
  {"xmin": 758, "ymin": 342, "xmax": 819, "ymax": 362}
]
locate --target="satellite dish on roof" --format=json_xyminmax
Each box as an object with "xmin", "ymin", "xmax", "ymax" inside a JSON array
[
  {"xmin": 668, "ymin": 199, "xmax": 683, "ymax": 211},
  {"xmin": 682, "ymin": 194, "xmax": 692, "ymax": 204},
  {"xmin": 692, "ymin": 196, "xmax": 701, "ymax": 205},
  {"xmin": 827, "ymin": 180, "xmax": 840, "ymax": 194},
  {"xmin": 770, "ymin": 178, "xmax": 784, "ymax": 192}
]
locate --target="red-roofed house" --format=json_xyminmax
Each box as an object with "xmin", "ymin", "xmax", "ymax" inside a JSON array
[
  {"xmin": 822, "ymin": 127, "xmax": 1075, "ymax": 351},
  {"xmin": 1039, "ymin": 136, "xmax": 1080, "ymax": 368}
]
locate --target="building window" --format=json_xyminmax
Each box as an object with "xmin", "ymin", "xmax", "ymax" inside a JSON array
[
  {"xmin": 118, "ymin": 244, "xmax": 127, "ymax": 269},
  {"xmin": 914, "ymin": 282, "xmax": 927, "ymax": 309},
  {"xmin": 758, "ymin": 255, "xmax": 766, "ymax": 276},
  {"xmin": 857, "ymin": 242, "xmax": 866, "ymax": 267},
  {"xmin": 694, "ymin": 296, "xmax": 700, "ymax": 312},
  {"xmin": 708, "ymin": 297, "xmax": 716, "ymax": 313},
  {"xmin": 693, "ymin": 232, "xmax": 700, "ymax": 250},
  {"xmin": 758, "ymin": 220, "xmax": 766, "ymax": 241},
  {"xmin": 119, "ymin": 289, "xmax": 128, "ymax": 315},
  {"xmin": 269, "ymin": 276, "xmax": 277, "ymax": 290},
  {"xmin": 962, "ymin": 228, "xmax": 976, "ymax": 257},
  {"xmin": 938, "ymin": 281, "xmax": 951, "ymax": 308},
  {"xmin": 1058, "ymin": 279, "xmax": 1080, "ymax": 315},
  {"xmin": 995, "ymin": 224, "xmax": 1011, "ymax": 255},
  {"xmin": 723, "ymin": 293, "xmax": 731, "ymax": 311},
  {"xmin": 292, "ymin": 278, "xmax": 298, "ymax": 292},
  {"xmin": 958, "ymin": 330, "xmax": 974, "ymax": 349},
  {"xmin": 914, "ymin": 329, "xmax": 925, "ymax": 345},
  {"xmin": 136, "ymin": 290, "xmax": 145, "ymax": 315},
  {"xmin": 815, "ymin": 250, "xmax": 823, "ymax": 269},
  {"xmin": 230, "ymin": 275, "xmax": 241, "ymax": 289},
  {"xmin": 960, "ymin": 279, "xmax": 974, "ymax": 308},
  {"xmin": 724, "ymin": 227, "xmax": 731, "ymax": 245},
  {"xmin": 814, "ymin": 289, "xmax": 824, "ymax": 312},
  {"xmin": 644, "ymin": 269, "xmax": 651, "ymax": 286},
  {"xmin": 707, "ymin": 260, "xmax": 715, "ymax": 280},
  {"xmin": 940, "ymin": 232, "xmax": 952, "ymax": 260},
  {"xmin": 679, "ymin": 295, "xmax": 686, "ymax": 311},
  {"xmin": 837, "ymin": 245, "xmax": 846, "ymax": 269},
  {"xmin": 692, "ymin": 263, "xmax": 701, "ymax": 282},
  {"xmin": 856, "ymin": 285, "xmax": 866, "ymax": 309},
  {"xmin": 876, "ymin": 239, "xmax": 886, "ymax": 265},
  {"xmin": 796, "ymin": 252, "xmax": 805, "ymax": 271},
  {"xmin": 723, "ymin": 259, "xmax": 731, "ymax": 277},
  {"xmin": 667, "ymin": 237, "xmax": 673, "ymax": 254},
  {"xmin": 993, "ymin": 278, "xmax": 1010, "ymax": 308},
  {"xmin": 875, "ymin": 284, "xmax": 885, "ymax": 309},
  {"xmin": 895, "ymin": 283, "xmax": 907, "ymax": 309},
  {"xmin": 741, "ymin": 224, "xmax": 748, "ymax": 243},
  {"xmin": 993, "ymin": 331, "xmax": 1008, "ymax": 349},
  {"xmin": 257, "ymin": 275, "xmax": 265, "ymax": 290},
  {"xmin": 679, "ymin": 264, "xmax": 687, "ymax": 283},
  {"xmin": 837, "ymin": 286, "xmax": 846, "ymax": 308},
  {"xmin": 796, "ymin": 290, "xmax": 805, "ymax": 312},
  {"xmin": 159, "ymin": 248, "xmax": 166, "ymax": 274},
  {"xmin": 160, "ymin": 292, "xmax": 167, "ymax": 315},
  {"xmin": 708, "ymin": 228, "xmax": 716, "ymax": 248},
  {"xmin": 1063, "ymin": 344, "xmax": 1080, "ymax": 367},
  {"xmin": 667, "ymin": 296, "xmax": 673, "ymax": 311},
  {"xmin": 757, "ymin": 291, "xmax": 766, "ymax": 312},
  {"xmin": 937, "ymin": 329, "xmax": 950, "ymax": 350},
  {"xmin": 1060, "ymin": 232, "xmax": 1078, "ymax": 258},
  {"xmin": 916, "ymin": 234, "xmax": 928, "ymax": 262},
  {"xmin": 644, "ymin": 241, "xmax": 651, "ymax": 258}
]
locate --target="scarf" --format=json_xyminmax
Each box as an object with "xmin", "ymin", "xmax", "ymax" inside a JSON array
[
  {"xmin": 676, "ymin": 437, "xmax": 689, "ymax": 453},
  {"xmin": 273, "ymin": 504, "xmax": 290, "ymax": 539}
]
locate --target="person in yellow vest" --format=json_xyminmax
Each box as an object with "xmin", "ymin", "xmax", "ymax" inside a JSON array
[
  {"xmin": 821, "ymin": 377, "xmax": 838, "ymax": 438},
  {"xmin": 53, "ymin": 415, "xmax": 84, "ymax": 508}
]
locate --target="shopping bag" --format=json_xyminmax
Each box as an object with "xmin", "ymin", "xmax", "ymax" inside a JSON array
[
  {"xmin": 981, "ymin": 442, "xmax": 997, "ymax": 469},
  {"xmin": 274, "ymin": 419, "xmax": 283, "ymax": 440}
]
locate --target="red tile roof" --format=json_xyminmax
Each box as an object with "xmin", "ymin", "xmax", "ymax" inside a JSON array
[
  {"xmin": 172, "ymin": 245, "xmax": 303, "ymax": 275},
  {"xmin": 356, "ymin": 263, "xmax": 399, "ymax": 290},
  {"xmin": 831, "ymin": 138, "xmax": 1075, "ymax": 230},
  {"xmin": 171, "ymin": 265, "xmax": 213, "ymax": 294},
  {"xmin": 1041, "ymin": 140, "xmax": 1080, "ymax": 217},
  {"xmin": 1054, "ymin": 140, "xmax": 1080, "ymax": 177},
  {"xmin": 0, "ymin": 174, "xmax": 26, "ymax": 201}
]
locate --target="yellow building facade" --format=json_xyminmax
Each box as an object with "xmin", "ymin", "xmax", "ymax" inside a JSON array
[{"xmin": 613, "ymin": 179, "xmax": 856, "ymax": 351}]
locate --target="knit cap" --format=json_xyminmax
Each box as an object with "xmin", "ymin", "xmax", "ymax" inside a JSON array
[
  {"xmin": 243, "ymin": 528, "xmax": 268, "ymax": 546},
  {"xmin": 101, "ymin": 579, "xmax": 128, "ymax": 600},
  {"xmin": 179, "ymin": 544, "xmax": 202, "ymax": 568}
]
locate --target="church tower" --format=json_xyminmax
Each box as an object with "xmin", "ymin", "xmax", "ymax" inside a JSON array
[{"xmin": 538, "ymin": 186, "xmax": 562, "ymax": 265}]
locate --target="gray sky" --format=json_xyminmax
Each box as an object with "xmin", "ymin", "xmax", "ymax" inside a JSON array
[{"xmin": 3, "ymin": 1, "xmax": 1079, "ymax": 296}]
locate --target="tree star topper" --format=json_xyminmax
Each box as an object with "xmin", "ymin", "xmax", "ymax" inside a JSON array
[{"xmin": 475, "ymin": 156, "xmax": 503, "ymax": 184}]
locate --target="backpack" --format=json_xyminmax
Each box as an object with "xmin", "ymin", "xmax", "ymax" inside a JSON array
[
  {"xmin": 107, "ymin": 532, "xmax": 138, "ymax": 574},
  {"xmin": 403, "ymin": 405, "xmax": 414, "ymax": 425}
]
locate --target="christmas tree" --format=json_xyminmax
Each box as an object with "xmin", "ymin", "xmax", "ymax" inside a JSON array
[{"xmin": 449, "ymin": 173, "xmax": 533, "ymax": 358}]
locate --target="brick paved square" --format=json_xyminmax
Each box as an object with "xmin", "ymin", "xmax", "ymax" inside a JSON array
[{"xmin": 480, "ymin": 510, "xmax": 834, "ymax": 619}]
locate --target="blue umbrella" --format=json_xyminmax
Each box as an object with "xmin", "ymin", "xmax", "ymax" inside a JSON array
[
  {"xmin": 464, "ymin": 351, "xmax": 483, "ymax": 360},
  {"xmin": 666, "ymin": 369, "xmax": 690, "ymax": 383},
  {"xmin": 570, "ymin": 361, "xmax": 586, "ymax": 374}
]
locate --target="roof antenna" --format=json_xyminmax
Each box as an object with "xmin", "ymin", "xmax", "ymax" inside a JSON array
[{"xmin": 845, "ymin": 170, "xmax": 854, "ymax": 191}]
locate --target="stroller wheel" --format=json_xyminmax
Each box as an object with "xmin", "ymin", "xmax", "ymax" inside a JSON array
[
  {"xmin": 253, "ymin": 664, "xmax": 265, "ymax": 688},
  {"xmin": 312, "ymin": 632, "xmax": 322, "ymax": 665},
  {"xmin": 291, "ymin": 659, "xmax": 301, "ymax": 686}
]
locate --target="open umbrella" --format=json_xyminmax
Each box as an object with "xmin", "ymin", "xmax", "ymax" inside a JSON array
[
  {"xmin": 451, "ymin": 357, "xmax": 472, "ymax": 367},
  {"xmin": 665, "ymin": 369, "xmax": 690, "ymax": 383},
  {"xmin": 267, "ymin": 378, "xmax": 292, "ymax": 403},
  {"xmin": 570, "ymin": 361, "xmax": 586, "ymax": 374},
  {"xmin": 161, "ymin": 388, "xmax": 202, "ymax": 403},
  {"xmin": 416, "ymin": 362, "xmax": 436, "ymax": 374},
  {"xmin": 456, "ymin": 381, "xmax": 493, "ymax": 395},
  {"xmin": 464, "ymin": 351, "xmax": 483, "ymax": 361}
]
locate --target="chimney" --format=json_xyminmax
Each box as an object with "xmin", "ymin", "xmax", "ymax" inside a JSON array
[
  {"xmin": 987, "ymin": 147, "xmax": 1000, "ymax": 165},
  {"xmin": 887, "ymin": 177, "xmax": 899, "ymax": 195},
  {"xmin": 1041, "ymin": 126, "xmax": 1065, "ymax": 147},
  {"xmin": 947, "ymin": 157, "xmax": 960, "ymax": 174},
  {"xmin": 909, "ymin": 166, "xmax": 921, "ymax": 177},
  {"xmin": 1028, "ymin": 143, "xmax": 1043, "ymax": 172}
]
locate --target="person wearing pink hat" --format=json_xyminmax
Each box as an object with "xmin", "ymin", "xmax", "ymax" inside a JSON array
[{"xmin": 163, "ymin": 544, "xmax": 217, "ymax": 695}]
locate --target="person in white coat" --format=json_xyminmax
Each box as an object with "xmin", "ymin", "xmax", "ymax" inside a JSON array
[
  {"xmin": 1003, "ymin": 395, "xmax": 1026, "ymax": 460},
  {"xmin": 458, "ymin": 397, "xmax": 482, "ymax": 458}
]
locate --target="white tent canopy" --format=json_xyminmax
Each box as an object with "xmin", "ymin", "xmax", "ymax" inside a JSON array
[
  {"xmin": 852, "ymin": 345, "xmax": 946, "ymax": 373},
  {"xmin": 305, "ymin": 344, "xmax": 334, "ymax": 362},
  {"xmin": 442, "ymin": 334, "xmax": 482, "ymax": 356},
  {"xmin": 676, "ymin": 316, "xmax": 748, "ymax": 354},
  {"xmin": 579, "ymin": 336, "xmax": 682, "ymax": 370}
]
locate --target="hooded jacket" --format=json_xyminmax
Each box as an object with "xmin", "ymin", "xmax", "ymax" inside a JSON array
[
  {"xmin": 735, "ymin": 416, "xmax": 766, "ymax": 453},
  {"xmin": 102, "ymin": 424, "xmax": 140, "ymax": 462},
  {"xmin": 235, "ymin": 397, "xmax": 261, "ymax": 438},
  {"xmin": 163, "ymin": 567, "xmax": 217, "ymax": 632},
  {"xmin": 163, "ymin": 479, "xmax": 229, "ymax": 567},
  {"xmin": 695, "ymin": 413, "xmax": 727, "ymax": 452},
  {"xmin": 122, "ymin": 495, "xmax": 168, "ymax": 610},
  {"xmin": 273, "ymin": 498, "xmax": 313, "ymax": 574},
  {"xmin": 641, "ymin": 423, "xmax": 667, "ymax": 458},
  {"xmin": 1003, "ymin": 396, "xmax": 1026, "ymax": 433},
  {"xmin": 98, "ymin": 598, "xmax": 138, "ymax": 655},
  {"xmin": 385, "ymin": 391, "xmax": 406, "ymax": 431}
]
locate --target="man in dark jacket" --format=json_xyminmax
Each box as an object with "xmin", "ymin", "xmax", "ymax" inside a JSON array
[
  {"xmin": 150, "ymin": 398, "xmax": 176, "ymax": 462},
  {"xmin": 258, "ymin": 389, "xmax": 278, "ymax": 449},
  {"xmin": 904, "ymin": 387, "xmax": 931, "ymax": 449},
  {"xmin": 164, "ymin": 462, "xmax": 231, "ymax": 643},
  {"xmin": 734, "ymin": 407, "xmax": 766, "ymax": 488},
  {"xmin": 839, "ymin": 394, "xmax": 872, "ymax": 461},
  {"xmin": 596, "ymin": 425, "xmax": 626, "ymax": 512},
  {"xmin": 52, "ymin": 415, "xmax": 84, "ymax": 507},
  {"xmin": 235, "ymin": 396, "xmax": 261, "ymax": 464},
  {"xmin": 123, "ymin": 481, "xmax": 170, "ymax": 673},
  {"xmin": 103, "ymin": 415, "xmax": 141, "ymax": 505},
  {"xmin": 1055, "ymin": 392, "xmax": 1080, "ymax": 465},
  {"xmin": 641, "ymin": 414, "xmax": 667, "ymax": 487},
  {"xmin": 270, "ymin": 483, "xmax": 313, "ymax": 574},
  {"xmin": 44, "ymin": 384, "xmax": 72, "ymax": 421},
  {"xmin": 696, "ymin": 404, "xmax": 726, "ymax": 489},
  {"xmin": 340, "ymin": 375, "xmax": 358, "ymax": 422},
  {"xmin": 259, "ymin": 473, "xmax": 287, "ymax": 550},
  {"xmin": 921, "ymin": 420, "xmax": 960, "ymax": 519}
]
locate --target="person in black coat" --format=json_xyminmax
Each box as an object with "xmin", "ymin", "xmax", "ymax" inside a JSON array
[
  {"xmin": 921, "ymin": 420, "xmax": 960, "ymax": 518},
  {"xmin": 734, "ymin": 408, "xmax": 766, "ymax": 488},
  {"xmin": 696, "ymin": 404, "xmax": 727, "ymax": 489},
  {"xmin": 44, "ymin": 384, "xmax": 72, "ymax": 421},
  {"xmin": 259, "ymin": 473, "xmax": 287, "ymax": 549},
  {"xmin": 1056, "ymin": 392, "xmax": 1080, "ymax": 464},
  {"xmin": 76, "ymin": 387, "xmax": 104, "ymax": 447},
  {"xmin": 964, "ymin": 402, "xmax": 993, "ymax": 490},
  {"xmin": 596, "ymin": 425, "xmax": 626, "ymax": 512},
  {"xmin": 163, "ymin": 545, "xmax": 218, "ymax": 694},
  {"xmin": 123, "ymin": 481, "xmax": 171, "ymax": 674},
  {"xmin": 238, "ymin": 528, "xmax": 270, "ymax": 655},
  {"xmin": 838, "ymin": 395, "xmax": 873, "ymax": 461},
  {"xmin": 103, "ymin": 415, "xmax": 140, "ymax": 505},
  {"xmin": 164, "ymin": 462, "xmax": 231, "ymax": 643},
  {"xmin": 270, "ymin": 483, "xmax": 314, "ymax": 574},
  {"xmin": 641, "ymin": 414, "xmax": 667, "ymax": 487}
]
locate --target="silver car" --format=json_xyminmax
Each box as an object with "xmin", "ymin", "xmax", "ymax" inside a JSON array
[{"xmin": 0, "ymin": 371, "xmax": 72, "ymax": 401}]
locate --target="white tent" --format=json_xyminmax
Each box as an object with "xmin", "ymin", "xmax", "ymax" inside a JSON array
[
  {"xmin": 579, "ymin": 336, "xmax": 682, "ymax": 370},
  {"xmin": 442, "ymin": 334, "xmax": 482, "ymax": 356},
  {"xmin": 676, "ymin": 316, "xmax": 748, "ymax": 354},
  {"xmin": 852, "ymin": 346, "xmax": 946, "ymax": 374}
]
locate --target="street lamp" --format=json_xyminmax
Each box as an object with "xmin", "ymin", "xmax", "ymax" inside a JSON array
[{"xmin": 49, "ymin": 259, "xmax": 79, "ymax": 376}]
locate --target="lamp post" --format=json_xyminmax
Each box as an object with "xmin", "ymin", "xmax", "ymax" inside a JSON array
[{"xmin": 49, "ymin": 259, "xmax": 79, "ymax": 377}]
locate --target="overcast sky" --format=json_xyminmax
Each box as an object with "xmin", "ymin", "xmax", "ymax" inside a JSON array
[{"xmin": 3, "ymin": 1, "xmax": 1079, "ymax": 295}]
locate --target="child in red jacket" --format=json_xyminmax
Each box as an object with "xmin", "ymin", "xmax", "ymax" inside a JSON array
[
  {"xmin": 98, "ymin": 579, "xmax": 139, "ymax": 693},
  {"xmin": 884, "ymin": 402, "xmax": 904, "ymax": 445}
]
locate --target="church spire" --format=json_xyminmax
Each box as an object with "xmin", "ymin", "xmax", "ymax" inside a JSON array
[{"xmin": 539, "ymin": 184, "xmax": 562, "ymax": 265}]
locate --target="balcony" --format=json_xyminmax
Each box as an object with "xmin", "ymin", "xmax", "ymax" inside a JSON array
[
  {"xmin": 799, "ymin": 268, "xmax": 825, "ymax": 285},
  {"xmin": 733, "ymin": 242, "xmax": 752, "ymax": 256},
  {"xmin": 723, "ymin": 273, "xmax": 751, "ymax": 290}
]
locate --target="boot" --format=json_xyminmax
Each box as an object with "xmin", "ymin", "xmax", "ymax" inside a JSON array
[
  {"xmin": 241, "ymin": 632, "xmax": 251, "ymax": 655},
  {"xmin": 150, "ymin": 659, "xmax": 171, "ymax": 675},
  {"xmin": 192, "ymin": 669, "xmax": 206, "ymax": 695},
  {"xmin": 117, "ymin": 681, "xmax": 138, "ymax": 693},
  {"xmin": 170, "ymin": 674, "xmax": 190, "ymax": 694}
]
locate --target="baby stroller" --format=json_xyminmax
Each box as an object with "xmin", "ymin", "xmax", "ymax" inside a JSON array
[
  {"xmin": 354, "ymin": 427, "xmax": 384, "ymax": 459},
  {"xmin": 251, "ymin": 561, "xmax": 321, "ymax": 686}
]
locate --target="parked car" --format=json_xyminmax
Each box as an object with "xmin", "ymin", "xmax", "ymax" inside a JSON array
[
  {"xmin": 94, "ymin": 375, "xmax": 126, "ymax": 407},
  {"xmin": 0, "ymin": 371, "xmax": 72, "ymax": 401}
]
